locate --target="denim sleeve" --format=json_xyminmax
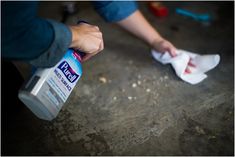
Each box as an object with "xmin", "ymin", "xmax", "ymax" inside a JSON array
[
  {"xmin": 92, "ymin": 1, "xmax": 138, "ymax": 22},
  {"xmin": 29, "ymin": 20, "xmax": 72, "ymax": 68},
  {"xmin": 2, "ymin": 2, "xmax": 72, "ymax": 68}
]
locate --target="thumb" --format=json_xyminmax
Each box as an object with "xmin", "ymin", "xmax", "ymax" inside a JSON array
[{"xmin": 166, "ymin": 47, "xmax": 177, "ymax": 58}]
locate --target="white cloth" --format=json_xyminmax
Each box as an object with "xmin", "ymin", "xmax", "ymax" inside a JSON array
[{"xmin": 151, "ymin": 49, "xmax": 220, "ymax": 84}]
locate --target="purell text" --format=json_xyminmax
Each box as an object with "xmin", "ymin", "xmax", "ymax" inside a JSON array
[{"xmin": 58, "ymin": 61, "xmax": 79, "ymax": 83}]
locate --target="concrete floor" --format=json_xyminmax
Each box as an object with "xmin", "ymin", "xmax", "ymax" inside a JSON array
[{"xmin": 2, "ymin": 2, "xmax": 234, "ymax": 156}]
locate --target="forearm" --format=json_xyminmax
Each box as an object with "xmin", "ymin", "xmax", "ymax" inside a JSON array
[
  {"xmin": 3, "ymin": 2, "xmax": 103, "ymax": 68},
  {"xmin": 2, "ymin": 2, "xmax": 72, "ymax": 67},
  {"xmin": 116, "ymin": 10, "xmax": 164, "ymax": 46}
]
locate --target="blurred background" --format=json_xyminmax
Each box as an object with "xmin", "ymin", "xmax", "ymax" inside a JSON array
[{"xmin": 1, "ymin": 1, "xmax": 234, "ymax": 155}]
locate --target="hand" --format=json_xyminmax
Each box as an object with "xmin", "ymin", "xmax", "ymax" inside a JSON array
[
  {"xmin": 152, "ymin": 39, "xmax": 196, "ymax": 74},
  {"xmin": 69, "ymin": 23, "xmax": 104, "ymax": 62},
  {"xmin": 151, "ymin": 38, "xmax": 177, "ymax": 57}
]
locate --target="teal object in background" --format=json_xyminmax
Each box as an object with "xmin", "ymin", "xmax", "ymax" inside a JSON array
[{"xmin": 176, "ymin": 8, "xmax": 211, "ymax": 22}]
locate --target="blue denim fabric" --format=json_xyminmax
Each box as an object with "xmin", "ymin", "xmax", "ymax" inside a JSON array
[
  {"xmin": 2, "ymin": 2, "xmax": 72, "ymax": 68},
  {"xmin": 29, "ymin": 19, "xmax": 72, "ymax": 68},
  {"xmin": 92, "ymin": 1, "xmax": 138, "ymax": 22},
  {"xmin": 2, "ymin": 1, "xmax": 137, "ymax": 68}
]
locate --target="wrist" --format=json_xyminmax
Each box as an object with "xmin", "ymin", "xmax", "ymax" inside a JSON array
[
  {"xmin": 68, "ymin": 26, "xmax": 78, "ymax": 48},
  {"xmin": 144, "ymin": 29, "xmax": 164, "ymax": 47},
  {"xmin": 150, "ymin": 36, "xmax": 164, "ymax": 47}
]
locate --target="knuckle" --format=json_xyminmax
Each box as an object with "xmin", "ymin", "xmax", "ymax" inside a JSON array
[
  {"xmin": 95, "ymin": 44, "xmax": 100, "ymax": 50},
  {"xmin": 94, "ymin": 26, "xmax": 99, "ymax": 30},
  {"xmin": 100, "ymin": 32, "xmax": 103, "ymax": 38},
  {"xmin": 100, "ymin": 44, "xmax": 104, "ymax": 51}
]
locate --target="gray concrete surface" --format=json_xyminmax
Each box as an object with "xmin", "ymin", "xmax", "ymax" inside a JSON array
[{"xmin": 2, "ymin": 2, "xmax": 234, "ymax": 155}]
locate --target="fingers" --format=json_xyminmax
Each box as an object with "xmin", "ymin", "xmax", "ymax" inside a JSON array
[
  {"xmin": 78, "ymin": 22, "xmax": 100, "ymax": 31},
  {"xmin": 184, "ymin": 58, "xmax": 197, "ymax": 74},
  {"xmin": 166, "ymin": 42, "xmax": 177, "ymax": 58},
  {"xmin": 81, "ymin": 53, "xmax": 95, "ymax": 62},
  {"xmin": 90, "ymin": 32, "xmax": 103, "ymax": 38},
  {"xmin": 69, "ymin": 23, "xmax": 104, "ymax": 62},
  {"xmin": 156, "ymin": 39, "xmax": 196, "ymax": 75},
  {"xmin": 184, "ymin": 67, "xmax": 191, "ymax": 74},
  {"xmin": 99, "ymin": 35, "xmax": 104, "ymax": 51},
  {"xmin": 168, "ymin": 47, "xmax": 177, "ymax": 58},
  {"xmin": 188, "ymin": 58, "xmax": 196, "ymax": 67},
  {"xmin": 82, "ymin": 39, "xmax": 104, "ymax": 62},
  {"xmin": 152, "ymin": 39, "xmax": 177, "ymax": 58}
]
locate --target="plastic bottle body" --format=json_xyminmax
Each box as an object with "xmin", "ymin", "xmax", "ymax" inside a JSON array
[{"xmin": 18, "ymin": 49, "xmax": 83, "ymax": 121}]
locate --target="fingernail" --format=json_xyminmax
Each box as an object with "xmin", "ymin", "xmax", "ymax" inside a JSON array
[{"xmin": 184, "ymin": 68, "xmax": 191, "ymax": 74}]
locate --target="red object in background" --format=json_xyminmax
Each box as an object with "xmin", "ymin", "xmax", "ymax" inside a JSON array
[{"xmin": 149, "ymin": 2, "xmax": 169, "ymax": 17}]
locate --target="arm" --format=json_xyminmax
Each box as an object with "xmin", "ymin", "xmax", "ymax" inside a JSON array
[
  {"xmin": 2, "ymin": 2, "xmax": 71, "ymax": 67},
  {"xmin": 93, "ymin": 1, "xmax": 176, "ymax": 57},
  {"xmin": 2, "ymin": 2, "xmax": 103, "ymax": 67},
  {"xmin": 116, "ymin": 10, "xmax": 176, "ymax": 57}
]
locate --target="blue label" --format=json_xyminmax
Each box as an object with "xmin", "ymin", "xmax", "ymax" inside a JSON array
[{"xmin": 58, "ymin": 61, "xmax": 80, "ymax": 83}]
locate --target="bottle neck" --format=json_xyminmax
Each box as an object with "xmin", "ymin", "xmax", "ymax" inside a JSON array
[{"xmin": 72, "ymin": 50, "xmax": 83, "ymax": 62}]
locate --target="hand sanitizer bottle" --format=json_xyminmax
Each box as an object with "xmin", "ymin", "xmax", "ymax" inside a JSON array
[{"xmin": 18, "ymin": 49, "xmax": 84, "ymax": 121}]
